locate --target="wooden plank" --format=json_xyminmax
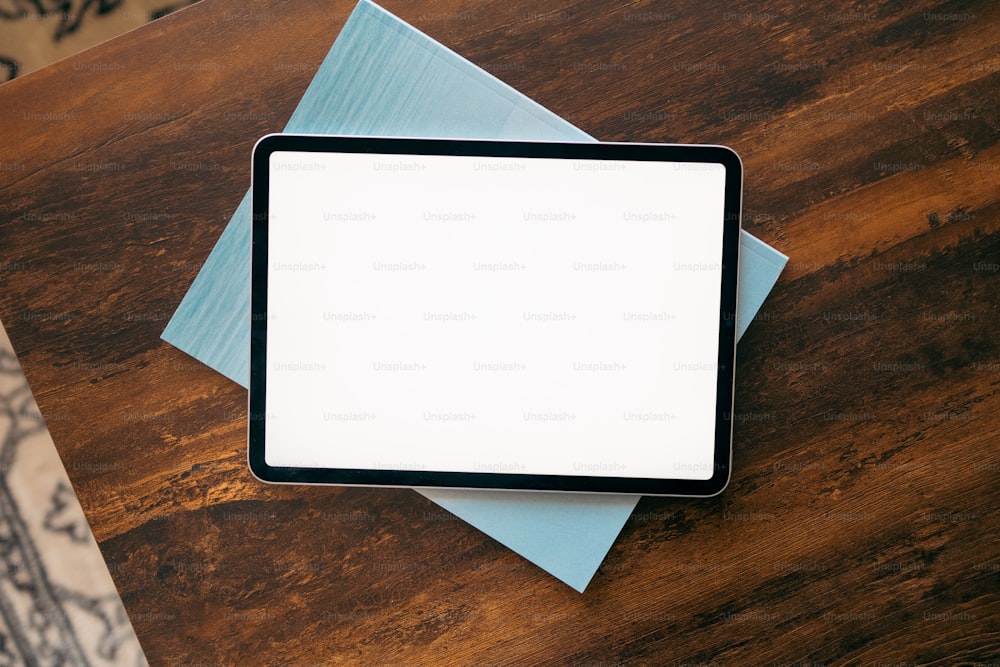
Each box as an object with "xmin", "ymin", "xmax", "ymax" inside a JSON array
[{"xmin": 1, "ymin": 0, "xmax": 998, "ymax": 663}]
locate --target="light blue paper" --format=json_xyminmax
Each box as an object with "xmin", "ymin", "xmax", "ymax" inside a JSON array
[{"xmin": 162, "ymin": 0, "xmax": 787, "ymax": 592}]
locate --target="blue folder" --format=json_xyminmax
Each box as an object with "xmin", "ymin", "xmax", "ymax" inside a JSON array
[{"xmin": 162, "ymin": 0, "xmax": 788, "ymax": 592}]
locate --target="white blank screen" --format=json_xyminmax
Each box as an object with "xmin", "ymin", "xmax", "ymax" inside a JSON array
[{"xmin": 264, "ymin": 150, "xmax": 726, "ymax": 481}]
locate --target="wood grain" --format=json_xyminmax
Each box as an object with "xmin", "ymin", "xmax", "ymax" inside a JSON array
[{"xmin": 1, "ymin": 0, "xmax": 998, "ymax": 664}]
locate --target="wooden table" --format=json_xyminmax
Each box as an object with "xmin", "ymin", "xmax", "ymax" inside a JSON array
[{"xmin": 2, "ymin": 0, "xmax": 998, "ymax": 663}]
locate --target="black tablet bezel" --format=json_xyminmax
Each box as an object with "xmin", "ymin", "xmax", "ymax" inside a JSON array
[{"xmin": 248, "ymin": 134, "xmax": 741, "ymax": 497}]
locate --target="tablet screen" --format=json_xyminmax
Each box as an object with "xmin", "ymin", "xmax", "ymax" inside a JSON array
[{"xmin": 249, "ymin": 135, "xmax": 741, "ymax": 496}]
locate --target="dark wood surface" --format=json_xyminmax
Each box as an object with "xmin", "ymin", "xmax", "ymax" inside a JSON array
[{"xmin": 2, "ymin": 0, "xmax": 999, "ymax": 663}]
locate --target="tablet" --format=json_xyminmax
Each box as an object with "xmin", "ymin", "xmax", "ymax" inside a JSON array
[{"xmin": 249, "ymin": 135, "xmax": 741, "ymax": 497}]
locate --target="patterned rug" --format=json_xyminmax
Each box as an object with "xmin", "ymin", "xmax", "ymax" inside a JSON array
[
  {"xmin": 0, "ymin": 0, "xmax": 199, "ymax": 82},
  {"xmin": 0, "ymin": 324, "xmax": 146, "ymax": 665}
]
